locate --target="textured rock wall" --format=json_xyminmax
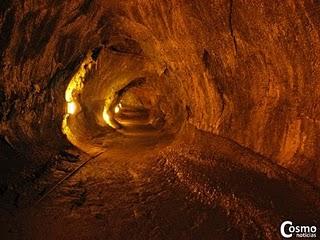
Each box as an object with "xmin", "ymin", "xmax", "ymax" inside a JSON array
[{"xmin": 1, "ymin": 0, "xmax": 320, "ymax": 185}]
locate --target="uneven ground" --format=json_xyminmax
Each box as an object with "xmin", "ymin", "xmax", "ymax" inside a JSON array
[
  {"xmin": 1, "ymin": 0, "xmax": 320, "ymax": 239},
  {"xmin": 1, "ymin": 125, "xmax": 320, "ymax": 239}
]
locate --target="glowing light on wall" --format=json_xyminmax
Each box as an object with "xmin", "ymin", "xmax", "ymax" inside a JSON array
[
  {"xmin": 65, "ymin": 62, "xmax": 93, "ymax": 103},
  {"xmin": 67, "ymin": 101, "xmax": 77, "ymax": 115},
  {"xmin": 103, "ymin": 107, "xmax": 117, "ymax": 127},
  {"xmin": 103, "ymin": 107, "xmax": 111, "ymax": 124},
  {"xmin": 103, "ymin": 106, "xmax": 120, "ymax": 129},
  {"xmin": 62, "ymin": 53, "xmax": 95, "ymax": 143},
  {"xmin": 114, "ymin": 105, "xmax": 120, "ymax": 114}
]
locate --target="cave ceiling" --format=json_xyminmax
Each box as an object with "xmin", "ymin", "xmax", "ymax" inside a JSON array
[{"xmin": 0, "ymin": 0, "xmax": 320, "ymax": 239}]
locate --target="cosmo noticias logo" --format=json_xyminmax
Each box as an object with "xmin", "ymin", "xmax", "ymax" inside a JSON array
[{"xmin": 280, "ymin": 221, "xmax": 317, "ymax": 238}]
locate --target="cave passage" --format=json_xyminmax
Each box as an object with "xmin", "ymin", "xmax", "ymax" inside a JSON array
[
  {"xmin": 61, "ymin": 46, "xmax": 185, "ymax": 155},
  {"xmin": 1, "ymin": 1, "xmax": 320, "ymax": 239}
]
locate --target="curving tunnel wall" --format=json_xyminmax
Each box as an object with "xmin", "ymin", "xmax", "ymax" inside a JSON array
[
  {"xmin": 1, "ymin": 0, "xmax": 320, "ymax": 239},
  {"xmin": 62, "ymin": 44, "xmax": 185, "ymax": 154}
]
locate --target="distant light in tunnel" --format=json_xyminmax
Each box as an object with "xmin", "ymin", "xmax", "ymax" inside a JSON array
[
  {"xmin": 103, "ymin": 108, "xmax": 111, "ymax": 124},
  {"xmin": 114, "ymin": 105, "xmax": 120, "ymax": 114},
  {"xmin": 67, "ymin": 101, "xmax": 77, "ymax": 115},
  {"xmin": 103, "ymin": 107, "xmax": 119, "ymax": 129}
]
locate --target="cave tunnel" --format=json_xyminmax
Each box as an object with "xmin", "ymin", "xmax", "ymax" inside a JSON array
[{"xmin": 1, "ymin": 0, "xmax": 320, "ymax": 239}]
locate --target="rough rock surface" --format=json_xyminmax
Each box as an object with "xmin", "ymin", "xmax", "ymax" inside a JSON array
[
  {"xmin": 1, "ymin": 0, "xmax": 320, "ymax": 239},
  {"xmin": 1, "ymin": 0, "xmax": 320, "ymax": 184}
]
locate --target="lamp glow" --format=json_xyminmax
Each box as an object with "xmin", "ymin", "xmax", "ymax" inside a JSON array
[
  {"xmin": 67, "ymin": 102, "xmax": 77, "ymax": 115},
  {"xmin": 103, "ymin": 108, "xmax": 111, "ymax": 124},
  {"xmin": 114, "ymin": 105, "xmax": 120, "ymax": 114}
]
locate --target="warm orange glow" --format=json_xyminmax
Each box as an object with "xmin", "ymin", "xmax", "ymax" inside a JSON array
[
  {"xmin": 65, "ymin": 60, "xmax": 93, "ymax": 103},
  {"xmin": 67, "ymin": 102, "xmax": 77, "ymax": 115},
  {"xmin": 62, "ymin": 53, "xmax": 95, "ymax": 143},
  {"xmin": 103, "ymin": 107, "xmax": 119, "ymax": 129},
  {"xmin": 114, "ymin": 105, "xmax": 120, "ymax": 114},
  {"xmin": 103, "ymin": 107, "xmax": 111, "ymax": 125}
]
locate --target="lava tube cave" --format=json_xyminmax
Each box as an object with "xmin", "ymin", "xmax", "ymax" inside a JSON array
[{"xmin": 0, "ymin": 1, "xmax": 320, "ymax": 239}]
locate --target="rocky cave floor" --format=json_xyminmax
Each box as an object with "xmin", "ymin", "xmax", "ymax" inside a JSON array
[
  {"xmin": 1, "ymin": 125, "xmax": 320, "ymax": 240},
  {"xmin": 1, "ymin": 0, "xmax": 320, "ymax": 239}
]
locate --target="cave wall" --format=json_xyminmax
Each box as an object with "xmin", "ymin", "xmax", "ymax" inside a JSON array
[{"xmin": 1, "ymin": 0, "xmax": 320, "ymax": 184}]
